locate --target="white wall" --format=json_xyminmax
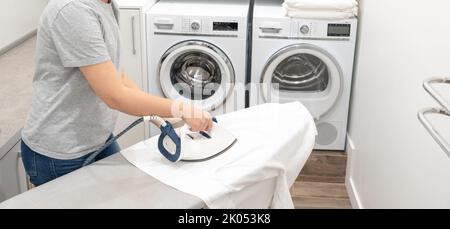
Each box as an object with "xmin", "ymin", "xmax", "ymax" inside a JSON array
[
  {"xmin": 347, "ymin": 0, "xmax": 450, "ymax": 208},
  {"xmin": 0, "ymin": 0, "xmax": 48, "ymax": 51}
]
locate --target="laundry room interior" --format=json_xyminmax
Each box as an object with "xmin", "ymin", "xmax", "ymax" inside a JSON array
[{"xmin": 0, "ymin": 0, "xmax": 449, "ymax": 210}]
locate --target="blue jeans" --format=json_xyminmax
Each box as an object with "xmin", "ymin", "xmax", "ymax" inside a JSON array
[{"xmin": 21, "ymin": 135, "xmax": 120, "ymax": 186}]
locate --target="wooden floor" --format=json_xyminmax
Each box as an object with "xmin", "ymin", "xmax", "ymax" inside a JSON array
[{"xmin": 291, "ymin": 151, "xmax": 352, "ymax": 209}]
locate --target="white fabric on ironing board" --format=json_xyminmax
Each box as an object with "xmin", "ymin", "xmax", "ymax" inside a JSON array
[
  {"xmin": 284, "ymin": 0, "xmax": 358, "ymax": 11},
  {"xmin": 121, "ymin": 102, "xmax": 317, "ymax": 209}
]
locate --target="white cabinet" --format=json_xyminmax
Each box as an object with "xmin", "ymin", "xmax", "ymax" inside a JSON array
[
  {"xmin": 114, "ymin": 1, "xmax": 157, "ymax": 149},
  {"xmin": 114, "ymin": 9, "xmax": 145, "ymax": 149},
  {"xmin": 0, "ymin": 134, "xmax": 28, "ymax": 203}
]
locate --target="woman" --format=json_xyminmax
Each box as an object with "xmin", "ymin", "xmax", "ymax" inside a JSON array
[{"xmin": 21, "ymin": 0, "xmax": 212, "ymax": 186}]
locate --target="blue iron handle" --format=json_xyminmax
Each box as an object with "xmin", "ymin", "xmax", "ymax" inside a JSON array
[
  {"xmin": 157, "ymin": 117, "xmax": 218, "ymax": 162},
  {"xmin": 157, "ymin": 121, "xmax": 182, "ymax": 162}
]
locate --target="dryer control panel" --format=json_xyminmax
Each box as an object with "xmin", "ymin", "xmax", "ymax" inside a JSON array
[
  {"xmin": 255, "ymin": 18, "xmax": 357, "ymax": 41},
  {"xmin": 296, "ymin": 21, "xmax": 353, "ymax": 39}
]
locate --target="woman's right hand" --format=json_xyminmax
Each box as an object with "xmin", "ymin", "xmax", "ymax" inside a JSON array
[{"xmin": 180, "ymin": 104, "xmax": 213, "ymax": 132}]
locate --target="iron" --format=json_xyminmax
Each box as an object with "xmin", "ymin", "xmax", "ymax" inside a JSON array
[{"xmin": 83, "ymin": 115, "xmax": 236, "ymax": 166}]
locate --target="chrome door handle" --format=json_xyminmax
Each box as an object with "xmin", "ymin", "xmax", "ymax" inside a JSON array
[
  {"xmin": 131, "ymin": 16, "xmax": 137, "ymax": 55},
  {"xmin": 16, "ymin": 151, "xmax": 23, "ymax": 192}
]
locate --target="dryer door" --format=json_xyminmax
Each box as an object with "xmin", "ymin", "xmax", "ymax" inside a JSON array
[
  {"xmin": 158, "ymin": 40, "xmax": 235, "ymax": 111},
  {"xmin": 261, "ymin": 44, "xmax": 343, "ymax": 119}
]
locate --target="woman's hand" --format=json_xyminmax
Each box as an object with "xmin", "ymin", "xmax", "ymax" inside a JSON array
[{"xmin": 180, "ymin": 104, "xmax": 213, "ymax": 132}]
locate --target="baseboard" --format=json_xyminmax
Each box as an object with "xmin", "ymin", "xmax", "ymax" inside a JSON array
[
  {"xmin": 0, "ymin": 30, "xmax": 37, "ymax": 56},
  {"xmin": 345, "ymin": 134, "xmax": 364, "ymax": 209},
  {"xmin": 346, "ymin": 176, "xmax": 363, "ymax": 209}
]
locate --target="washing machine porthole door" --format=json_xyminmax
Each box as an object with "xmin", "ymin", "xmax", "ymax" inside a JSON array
[
  {"xmin": 159, "ymin": 41, "xmax": 235, "ymax": 111},
  {"xmin": 261, "ymin": 44, "xmax": 343, "ymax": 119},
  {"xmin": 170, "ymin": 51, "xmax": 222, "ymax": 100}
]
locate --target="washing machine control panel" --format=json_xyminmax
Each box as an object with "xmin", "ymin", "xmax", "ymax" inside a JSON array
[
  {"xmin": 182, "ymin": 17, "xmax": 242, "ymax": 36},
  {"xmin": 181, "ymin": 18, "xmax": 203, "ymax": 33},
  {"xmin": 151, "ymin": 15, "xmax": 245, "ymax": 38},
  {"xmin": 190, "ymin": 20, "xmax": 201, "ymax": 31}
]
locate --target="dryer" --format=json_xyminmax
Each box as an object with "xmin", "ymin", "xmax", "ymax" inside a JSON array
[
  {"xmin": 146, "ymin": 0, "xmax": 249, "ymax": 136},
  {"xmin": 250, "ymin": 0, "xmax": 358, "ymax": 150}
]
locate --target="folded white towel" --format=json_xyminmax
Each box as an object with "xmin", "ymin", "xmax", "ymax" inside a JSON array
[
  {"xmin": 284, "ymin": 0, "xmax": 358, "ymax": 11},
  {"xmin": 285, "ymin": 10, "xmax": 356, "ymax": 20},
  {"xmin": 283, "ymin": 2, "xmax": 358, "ymax": 19}
]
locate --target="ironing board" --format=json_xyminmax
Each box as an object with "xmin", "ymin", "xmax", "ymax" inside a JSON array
[
  {"xmin": 0, "ymin": 153, "xmax": 204, "ymax": 209},
  {"xmin": 0, "ymin": 152, "xmax": 277, "ymax": 208},
  {"xmin": 0, "ymin": 102, "xmax": 316, "ymax": 209}
]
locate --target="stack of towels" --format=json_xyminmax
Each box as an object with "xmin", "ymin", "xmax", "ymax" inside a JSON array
[{"xmin": 283, "ymin": 0, "xmax": 358, "ymax": 19}]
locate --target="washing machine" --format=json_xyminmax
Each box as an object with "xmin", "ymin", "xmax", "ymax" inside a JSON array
[
  {"xmin": 250, "ymin": 0, "xmax": 358, "ymax": 150},
  {"xmin": 146, "ymin": 0, "xmax": 249, "ymax": 136}
]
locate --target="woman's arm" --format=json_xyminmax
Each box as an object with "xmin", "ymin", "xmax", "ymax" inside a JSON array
[
  {"xmin": 80, "ymin": 60, "xmax": 212, "ymax": 131},
  {"xmin": 120, "ymin": 72, "xmax": 140, "ymax": 90}
]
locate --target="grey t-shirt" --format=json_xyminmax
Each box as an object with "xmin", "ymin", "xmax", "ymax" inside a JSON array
[{"xmin": 22, "ymin": 0, "xmax": 121, "ymax": 160}]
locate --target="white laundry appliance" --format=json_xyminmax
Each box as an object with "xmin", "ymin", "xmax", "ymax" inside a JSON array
[
  {"xmin": 146, "ymin": 0, "xmax": 250, "ymax": 136},
  {"xmin": 250, "ymin": 0, "xmax": 358, "ymax": 150}
]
